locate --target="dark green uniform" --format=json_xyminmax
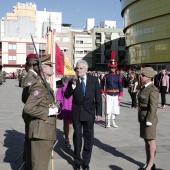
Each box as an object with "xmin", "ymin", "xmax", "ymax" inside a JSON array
[
  {"xmin": 24, "ymin": 77, "xmax": 56, "ymax": 170},
  {"xmin": 138, "ymin": 83, "xmax": 159, "ymax": 139}
]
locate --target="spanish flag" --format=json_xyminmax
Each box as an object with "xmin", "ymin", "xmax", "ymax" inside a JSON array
[{"xmin": 55, "ymin": 43, "xmax": 75, "ymax": 75}]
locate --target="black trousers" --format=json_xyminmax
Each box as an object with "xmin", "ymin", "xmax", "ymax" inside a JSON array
[
  {"xmin": 72, "ymin": 120, "xmax": 94, "ymax": 166},
  {"xmin": 160, "ymin": 86, "xmax": 167, "ymax": 106},
  {"xmin": 129, "ymin": 92, "xmax": 137, "ymax": 107}
]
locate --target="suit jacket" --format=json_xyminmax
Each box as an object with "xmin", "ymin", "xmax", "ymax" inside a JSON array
[
  {"xmin": 64, "ymin": 74, "xmax": 102, "ymax": 122},
  {"xmin": 138, "ymin": 83, "xmax": 159, "ymax": 124},
  {"xmin": 24, "ymin": 77, "xmax": 56, "ymax": 140}
]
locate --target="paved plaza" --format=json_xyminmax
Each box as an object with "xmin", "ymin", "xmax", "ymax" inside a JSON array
[{"xmin": 0, "ymin": 79, "xmax": 169, "ymax": 170}]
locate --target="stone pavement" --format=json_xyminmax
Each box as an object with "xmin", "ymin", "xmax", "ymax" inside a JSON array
[{"xmin": 0, "ymin": 79, "xmax": 169, "ymax": 170}]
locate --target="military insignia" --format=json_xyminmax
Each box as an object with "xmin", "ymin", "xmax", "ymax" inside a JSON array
[
  {"xmin": 33, "ymin": 90, "xmax": 40, "ymax": 98},
  {"xmin": 27, "ymin": 82, "xmax": 32, "ymax": 86}
]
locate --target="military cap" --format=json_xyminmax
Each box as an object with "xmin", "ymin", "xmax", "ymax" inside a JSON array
[
  {"xmin": 26, "ymin": 53, "xmax": 38, "ymax": 65},
  {"xmin": 26, "ymin": 53, "xmax": 37, "ymax": 60},
  {"xmin": 26, "ymin": 54, "xmax": 53, "ymax": 65},
  {"xmin": 41, "ymin": 54, "xmax": 54, "ymax": 65},
  {"xmin": 107, "ymin": 51, "xmax": 118, "ymax": 68},
  {"xmin": 141, "ymin": 67, "xmax": 156, "ymax": 78}
]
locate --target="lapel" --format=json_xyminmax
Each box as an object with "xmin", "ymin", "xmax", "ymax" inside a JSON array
[{"xmin": 85, "ymin": 75, "xmax": 91, "ymax": 97}]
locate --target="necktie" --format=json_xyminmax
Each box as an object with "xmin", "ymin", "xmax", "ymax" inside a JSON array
[{"xmin": 81, "ymin": 77, "xmax": 86, "ymax": 95}]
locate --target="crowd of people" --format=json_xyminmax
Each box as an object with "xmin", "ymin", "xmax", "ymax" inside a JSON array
[{"xmin": 17, "ymin": 50, "xmax": 170, "ymax": 170}]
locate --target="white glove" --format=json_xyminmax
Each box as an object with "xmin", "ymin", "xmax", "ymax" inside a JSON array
[
  {"xmin": 48, "ymin": 107, "xmax": 58, "ymax": 116},
  {"xmin": 146, "ymin": 121, "xmax": 152, "ymax": 126}
]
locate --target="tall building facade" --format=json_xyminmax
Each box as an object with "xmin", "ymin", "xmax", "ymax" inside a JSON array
[
  {"xmin": 121, "ymin": 0, "xmax": 170, "ymax": 70},
  {"xmin": 91, "ymin": 27, "xmax": 124, "ymax": 70},
  {"xmin": 72, "ymin": 31, "xmax": 93, "ymax": 68},
  {"xmin": 0, "ymin": 2, "xmax": 62, "ymax": 73}
]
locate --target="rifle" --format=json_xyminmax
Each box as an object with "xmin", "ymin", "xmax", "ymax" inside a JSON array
[
  {"xmin": 31, "ymin": 35, "xmax": 57, "ymax": 107},
  {"xmin": 104, "ymin": 77, "xmax": 108, "ymax": 128},
  {"xmin": 31, "ymin": 35, "xmax": 59, "ymax": 170}
]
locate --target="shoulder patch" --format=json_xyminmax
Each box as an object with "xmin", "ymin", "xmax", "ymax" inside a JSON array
[{"xmin": 33, "ymin": 90, "xmax": 41, "ymax": 98}]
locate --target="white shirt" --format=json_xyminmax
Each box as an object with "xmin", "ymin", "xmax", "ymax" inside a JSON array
[
  {"xmin": 72, "ymin": 75, "xmax": 87, "ymax": 89},
  {"xmin": 79, "ymin": 75, "xmax": 87, "ymax": 86}
]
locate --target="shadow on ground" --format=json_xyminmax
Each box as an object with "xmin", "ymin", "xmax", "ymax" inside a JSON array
[
  {"xmin": 54, "ymin": 128, "xmax": 74, "ymax": 168},
  {"xmin": 3, "ymin": 129, "xmax": 25, "ymax": 170},
  {"xmin": 94, "ymin": 137, "xmax": 142, "ymax": 168}
]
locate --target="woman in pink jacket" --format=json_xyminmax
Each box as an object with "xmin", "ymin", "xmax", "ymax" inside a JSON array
[{"xmin": 159, "ymin": 69, "xmax": 169, "ymax": 109}]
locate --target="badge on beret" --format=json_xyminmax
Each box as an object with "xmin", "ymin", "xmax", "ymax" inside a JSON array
[{"xmin": 34, "ymin": 90, "xmax": 40, "ymax": 98}]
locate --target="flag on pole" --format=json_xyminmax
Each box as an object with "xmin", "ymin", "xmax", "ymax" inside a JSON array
[{"xmin": 55, "ymin": 43, "xmax": 75, "ymax": 76}]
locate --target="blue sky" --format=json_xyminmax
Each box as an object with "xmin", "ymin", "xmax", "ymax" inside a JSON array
[{"xmin": 0, "ymin": 0, "xmax": 123, "ymax": 29}]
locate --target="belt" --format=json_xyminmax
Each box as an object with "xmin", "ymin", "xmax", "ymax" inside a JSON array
[{"xmin": 106, "ymin": 89, "xmax": 119, "ymax": 93}]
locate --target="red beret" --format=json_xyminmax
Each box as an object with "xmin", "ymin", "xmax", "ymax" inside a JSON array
[{"xmin": 26, "ymin": 53, "xmax": 37, "ymax": 61}]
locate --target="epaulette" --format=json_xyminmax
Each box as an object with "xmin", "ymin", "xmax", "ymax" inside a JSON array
[{"xmin": 28, "ymin": 80, "xmax": 38, "ymax": 92}]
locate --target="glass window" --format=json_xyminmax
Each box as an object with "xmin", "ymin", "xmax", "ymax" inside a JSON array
[
  {"xmin": 8, "ymin": 44, "xmax": 16, "ymax": 50},
  {"xmin": 26, "ymin": 44, "xmax": 34, "ymax": 51},
  {"xmin": 8, "ymin": 56, "xmax": 16, "ymax": 60}
]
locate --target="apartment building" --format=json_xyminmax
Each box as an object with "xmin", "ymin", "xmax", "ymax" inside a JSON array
[
  {"xmin": 72, "ymin": 31, "xmax": 93, "ymax": 68},
  {"xmin": 91, "ymin": 26, "xmax": 124, "ymax": 70},
  {"xmin": 0, "ymin": 2, "xmax": 62, "ymax": 73},
  {"xmin": 55, "ymin": 24, "xmax": 73, "ymax": 65}
]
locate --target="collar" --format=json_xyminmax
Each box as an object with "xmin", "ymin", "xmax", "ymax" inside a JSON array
[
  {"xmin": 109, "ymin": 72, "xmax": 116, "ymax": 75},
  {"xmin": 29, "ymin": 69, "xmax": 37, "ymax": 76},
  {"xmin": 144, "ymin": 81, "xmax": 152, "ymax": 87},
  {"xmin": 79, "ymin": 74, "xmax": 87, "ymax": 80}
]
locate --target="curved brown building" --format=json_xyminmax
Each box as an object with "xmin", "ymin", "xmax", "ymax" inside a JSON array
[{"xmin": 120, "ymin": 0, "xmax": 170, "ymax": 70}]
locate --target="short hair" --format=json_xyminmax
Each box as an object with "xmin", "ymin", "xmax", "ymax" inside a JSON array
[{"xmin": 76, "ymin": 60, "xmax": 88, "ymax": 69}]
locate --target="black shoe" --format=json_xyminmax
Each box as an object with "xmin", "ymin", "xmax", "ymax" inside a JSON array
[
  {"xmin": 138, "ymin": 168, "xmax": 145, "ymax": 170},
  {"xmin": 151, "ymin": 164, "xmax": 155, "ymax": 170},
  {"xmin": 83, "ymin": 165, "xmax": 89, "ymax": 170},
  {"xmin": 74, "ymin": 164, "xmax": 80, "ymax": 170}
]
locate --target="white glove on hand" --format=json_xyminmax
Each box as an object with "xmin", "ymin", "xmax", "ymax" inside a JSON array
[
  {"xmin": 146, "ymin": 121, "xmax": 152, "ymax": 126},
  {"xmin": 48, "ymin": 107, "xmax": 58, "ymax": 116}
]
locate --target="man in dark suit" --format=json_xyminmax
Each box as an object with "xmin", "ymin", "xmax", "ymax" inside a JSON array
[{"xmin": 64, "ymin": 60, "xmax": 102, "ymax": 170}]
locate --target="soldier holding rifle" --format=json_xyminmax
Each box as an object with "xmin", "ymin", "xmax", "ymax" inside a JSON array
[
  {"xmin": 23, "ymin": 54, "xmax": 60, "ymax": 170},
  {"xmin": 101, "ymin": 51, "xmax": 123, "ymax": 128}
]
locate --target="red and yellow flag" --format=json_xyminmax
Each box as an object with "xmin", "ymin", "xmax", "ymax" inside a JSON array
[{"xmin": 55, "ymin": 43, "xmax": 75, "ymax": 76}]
